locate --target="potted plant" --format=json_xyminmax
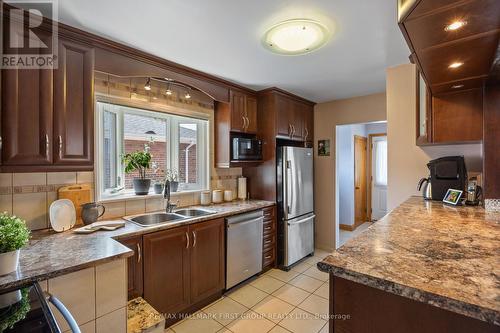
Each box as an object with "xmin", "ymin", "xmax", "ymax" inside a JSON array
[
  {"xmin": 152, "ymin": 164, "xmax": 164, "ymax": 194},
  {"xmin": 122, "ymin": 147, "xmax": 152, "ymax": 195},
  {"xmin": 153, "ymin": 180, "xmax": 164, "ymax": 194},
  {"xmin": 0, "ymin": 213, "xmax": 30, "ymax": 276},
  {"xmin": 165, "ymin": 169, "xmax": 179, "ymax": 192}
]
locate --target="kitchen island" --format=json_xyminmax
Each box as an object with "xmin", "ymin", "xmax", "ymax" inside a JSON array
[{"xmin": 318, "ymin": 196, "xmax": 499, "ymax": 332}]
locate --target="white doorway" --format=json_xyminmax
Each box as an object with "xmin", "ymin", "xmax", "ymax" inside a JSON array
[
  {"xmin": 335, "ymin": 121, "xmax": 387, "ymax": 248},
  {"xmin": 368, "ymin": 134, "xmax": 388, "ymax": 221}
]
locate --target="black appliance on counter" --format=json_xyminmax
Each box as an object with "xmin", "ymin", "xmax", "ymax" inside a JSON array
[
  {"xmin": 427, "ymin": 156, "xmax": 467, "ymax": 201},
  {"xmin": 232, "ymin": 137, "xmax": 262, "ymax": 161},
  {"xmin": 1, "ymin": 282, "xmax": 80, "ymax": 333}
]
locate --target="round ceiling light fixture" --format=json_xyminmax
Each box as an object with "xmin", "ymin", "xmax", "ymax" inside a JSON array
[{"xmin": 263, "ymin": 19, "xmax": 331, "ymax": 55}]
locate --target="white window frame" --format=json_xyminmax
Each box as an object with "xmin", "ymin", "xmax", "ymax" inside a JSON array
[{"xmin": 96, "ymin": 101, "xmax": 209, "ymax": 201}]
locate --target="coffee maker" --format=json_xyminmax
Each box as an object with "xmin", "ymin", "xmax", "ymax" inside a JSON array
[{"xmin": 427, "ymin": 156, "xmax": 467, "ymax": 201}]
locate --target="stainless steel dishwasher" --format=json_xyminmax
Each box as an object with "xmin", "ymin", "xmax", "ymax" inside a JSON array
[{"xmin": 226, "ymin": 210, "xmax": 263, "ymax": 289}]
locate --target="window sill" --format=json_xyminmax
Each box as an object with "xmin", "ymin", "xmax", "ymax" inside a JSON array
[{"xmin": 98, "ymin": 189, "xmax": 206, "ymax": 204}]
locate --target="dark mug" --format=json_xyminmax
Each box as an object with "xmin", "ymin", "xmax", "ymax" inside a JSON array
[{"xmin": 81, "ymin": 202, "xmax": 106, "ymax": 225}]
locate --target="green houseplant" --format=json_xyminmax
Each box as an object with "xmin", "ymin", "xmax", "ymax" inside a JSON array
[
  {"xmin": 122, "ymin": 147, "xmax": 152, "ymax": 195},
  {"xmin": 0, "ymin": 213, "xmax": 30, "ymax": 276}
]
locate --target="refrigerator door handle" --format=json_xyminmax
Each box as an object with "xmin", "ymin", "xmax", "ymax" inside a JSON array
[
  {"xmin": 287, "ymin": 214, "xmax": 316, "ymax": 226},
  {"xmin": 285, "ymin": 160, "xmax": 293, "ymax": 217}
]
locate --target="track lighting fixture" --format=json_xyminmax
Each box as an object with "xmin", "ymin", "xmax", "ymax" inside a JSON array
[{"xmin": 144, "ymin": 78, "xmax": 151, "ymax": 91}]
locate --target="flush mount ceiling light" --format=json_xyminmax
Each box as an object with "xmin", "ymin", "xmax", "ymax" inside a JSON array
[
  {"xmin": 449, "ymin": 62, "xmax": 464, "ymax": 69},
  {"xmin": 444, "ymin": 20, "xmax": 467, "ymax": 31},
  {"xmin": 263, "ymin": 19, "xmax": 331, "ymax": 55}
]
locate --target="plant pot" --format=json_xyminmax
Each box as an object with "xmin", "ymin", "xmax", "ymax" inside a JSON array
[
  {"xmin": 153, "ymin": 183, "xmax": 164, "ymax": 194},
  {"xmin": 0, "ymin": 250, "xmax": 20, "ymax": 276},
  {"xmin": 170, "ymin": 181, "xmax": 179, "ymax": 192},
  {"xmin": 133, "ymin": 178, "xmax": 151, "ymax": 195}
]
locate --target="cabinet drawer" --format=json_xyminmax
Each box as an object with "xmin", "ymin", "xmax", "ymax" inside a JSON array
[
  {"xmin": 263, "ymin": 220, "xmax": 275, "ymax": 236},
  {"xmin": 263, "ymin": 233, "xmax": 276, "ymax": 250},
  {"xmin": 263, "ymin": 206, "xmax": 275, "ymax": 220},
  {"xmin": 263, "ymin": 248, "xmax": 275, "ymax": 268}
]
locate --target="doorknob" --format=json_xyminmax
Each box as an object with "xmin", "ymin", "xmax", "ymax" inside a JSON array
[{"xmin": 355, "ymin": 186, "xmax": 360, "ymax": 189}]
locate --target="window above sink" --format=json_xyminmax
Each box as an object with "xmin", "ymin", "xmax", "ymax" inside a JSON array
[{"xmin": 96, "ymin": 101, "xmax": 209, "ymax": 201}]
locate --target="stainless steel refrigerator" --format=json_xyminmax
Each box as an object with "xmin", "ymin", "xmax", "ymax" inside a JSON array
[{"xmin": 277, "ymin": 146, "xmax": 315, "ymax": 270}]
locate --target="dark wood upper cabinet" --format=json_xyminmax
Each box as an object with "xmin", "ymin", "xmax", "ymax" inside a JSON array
[
  {"xmin": 54, "ymin": 39, "xmax": 94, "ymax": 166},
  {"xmin": 245, "ymin": 95, "xmax": 258, "ymax": 134},
  {"xmin": 189, "ymin": 218, "xmax": 225, "ymax": 304},
  {"xmin": 214, "ymin": 89, "xmax": 259, "ymax": 168},
  {"xmin": 432, "ymin": 88, "xmax": 483, "ymax": 143},
  {"xmin": 274, "ymin": 92, "xmax": 313, "ymax": 141},
  {"xmin": 398, "ymin": 0, "xmax": 500, "ymax": 94},
  {"xmin": 143, "ymin": 226, "xmax": 191, "ymax": 315},
  {"xmin": 228, "ymin": 89, "xmax": 258, "ymax": 134},
  {"xmin": 119, "ymin": 236, "xmax": 144, "ymax": 300}
]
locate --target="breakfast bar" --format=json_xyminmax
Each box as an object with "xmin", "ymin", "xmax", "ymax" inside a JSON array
[{"xmin": 318, "ymin": 197, "xmax": 500, "ymax": 332}]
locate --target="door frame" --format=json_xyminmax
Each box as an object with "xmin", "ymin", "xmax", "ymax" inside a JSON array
[
  {"xmin": 353, "ymin": 135, "xmax": 368, "ymax": 230},
  {"xmin": 367, "ymin": 133, "xmax": 387, "ymax": 222}
]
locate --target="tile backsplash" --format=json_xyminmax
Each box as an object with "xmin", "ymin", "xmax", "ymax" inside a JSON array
[{"xmin": 0, "ymin": 167, "xmax": 243, "ymax": 230}]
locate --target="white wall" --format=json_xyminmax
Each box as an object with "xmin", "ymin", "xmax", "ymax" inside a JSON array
[{"xmin": 387, "ymin": 63, "xmax": 483, "ymax": 211}]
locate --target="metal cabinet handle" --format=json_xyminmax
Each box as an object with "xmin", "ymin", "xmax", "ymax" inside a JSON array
[
  {"xmin": 136, "ymin": 243, "xmax": 141, "ymax": 263},
  {"xmin": 265, "ymin": 255, "xmax": 272, "ymax": 259},
  {"xmin": 0, "ymin": 136, "xmax": 3, "ymax": 153},
  {"xmin": 245, "ymin": 116, "xmax": 250, "ymax": 130},
  {"xmin": 45, "ymin": 134, "xmax": 50, "ymax": 156},
  {"xmin": 185, "ymin": 232, "xmax": 190, "ymax": 249},
  {"xmin": 292, "ymin": 125, "xmax": 296, "ymax": 137},
  {"xmin": 288, "ymin": 124, "xmax": 292, "ymax": 138},
  {"xmin": 264, "ymin": 239, "xmax": 272, "ymax": 244},
  {"xmin": 58, "ymin": 135, "xmax": 63, "ymax": 159},
  {"xmin": 304, "ymin": 127, "xmax": 309, "ymax": 141},
  {"xmin": 264, "ymin": 226, "xmax": 272, "ymax": 230},
  {"xmin": 192, "ymin": 231, "xmax": 197, "ymax": 247}
]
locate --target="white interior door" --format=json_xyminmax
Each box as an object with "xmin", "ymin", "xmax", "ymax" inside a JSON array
[{"xmin": 371, "ymin": 135, "xmax": 387, "ymax": 220}]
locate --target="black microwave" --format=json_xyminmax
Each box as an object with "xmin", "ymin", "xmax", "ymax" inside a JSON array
[{"xmin": 232, "ymin": 137, "xmax": 262, "ymax": 161}]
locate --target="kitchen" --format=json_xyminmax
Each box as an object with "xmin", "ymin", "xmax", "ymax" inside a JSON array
[{"xmin": 0, "ymin": 1, "xmax": 498, "ymax": 333}]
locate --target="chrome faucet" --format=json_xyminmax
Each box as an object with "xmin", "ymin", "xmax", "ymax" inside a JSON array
[{"xmin": 164, "ymin": 180, "xmax": 178, "ymax": 213}]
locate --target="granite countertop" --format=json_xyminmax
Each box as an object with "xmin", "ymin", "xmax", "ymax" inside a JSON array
[
  {"xmin": 317, "ymin": 196, "xmax": 500, "ymax": 325},
  {"xmin": 0, "ymin": 199, "xmax": 274, "ymax": 291}
]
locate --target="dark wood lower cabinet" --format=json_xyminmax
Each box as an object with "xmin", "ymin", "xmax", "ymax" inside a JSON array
[
  {"xmin": 118, "ymin": 236, "xmax": 143, "ymax": 300},
  {"xmin": 262, "ymin": 206, "xmax": 277, "ymax": 271},
  {"xmin": 189, "ymin": 218, "xmax": 225, "ymax": 304},
  {"xmin": 143, "ymin": 226, "xmax": 191, "ymax": 316},
  {"xmin": 330, "ymin": 276, "xmax": 497, "ymax": 333},
  {"xmin": 142, "ymin": 218, "xmax": 226, "ymax": 325}
]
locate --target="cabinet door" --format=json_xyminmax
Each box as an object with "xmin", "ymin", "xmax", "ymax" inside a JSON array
[
  {"xmin": 189, "ymin": 218, "xmax": 225, "ymax": 304},
  {"xmin": 1, "ymin": 29, "xmax": 53, "ymax": 166},
  {"xmin": 54, "ymin": 39, "xmax": 94, "ymax": 165},
  {"xmin": 416, "ymin": 71, "xmax": 432, "ymax": 145},
  {"xmin": 143, "ymin": 226, "xmax": 190, "ymax": 314},
  {"xmin": 245, "ymin": 95, "xmax": 258, "ymax": 134},
  {"xmin": 299, "ymin": 103, "xmax": 314, "ymax": 143},
  {"xmin": 291, "ymin": 102, "xmax": 304, "ymax": 140},
  {"xmin": 230, "ymin": 90, "xmax": 246, "ymax": 132},
  {"xmin": 275, "ymin": 95, "xmax": 293, "ymax": 138},
  {"xmin": 119, "ymin": 236, "xmax": 143, "ymax": 300}
]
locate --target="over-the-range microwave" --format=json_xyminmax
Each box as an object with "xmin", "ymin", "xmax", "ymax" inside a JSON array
[{"xmin": 232, "ymin": 137, "xmax": 262, "ymax": 161}]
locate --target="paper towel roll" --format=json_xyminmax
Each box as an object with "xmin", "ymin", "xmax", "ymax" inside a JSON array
[{"xmin": 238, "ymin": 177, "xmax": 247, "ymax": 200}]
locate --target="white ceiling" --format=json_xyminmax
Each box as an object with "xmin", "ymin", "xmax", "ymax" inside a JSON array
[{"xmin": 57, "ymin": 0, "xmax": 410, "ymax": 103}]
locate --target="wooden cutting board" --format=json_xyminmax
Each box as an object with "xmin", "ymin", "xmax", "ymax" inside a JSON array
[{"xmin": 58, "ymin": 184, "xmax": 92, "ymax": 225}]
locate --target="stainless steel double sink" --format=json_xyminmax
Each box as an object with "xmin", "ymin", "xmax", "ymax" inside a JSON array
[{"xmin": 123, "ymin": 208, "xmax": 217, "ymax": 227}]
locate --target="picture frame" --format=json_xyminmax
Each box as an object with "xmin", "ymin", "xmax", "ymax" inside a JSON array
[
  {"xmin": 442, "ymin": 189, "xmax": 463, "ymax": 205},
  {"xmin": 318, "ymin": 139, "xmax": 330, "ymax": 156}
]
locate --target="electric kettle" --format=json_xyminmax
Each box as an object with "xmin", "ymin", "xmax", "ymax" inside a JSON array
[{"xmin": 417, "ymin": 177, "xmax": 432, "ymax": 200}]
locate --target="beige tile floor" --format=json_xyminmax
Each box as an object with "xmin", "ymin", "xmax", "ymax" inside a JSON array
[
  {"xmin": 338, "ymin": 222, "xmax": 373, "ymax": 247},
  {"xmin": 166, "ymin": 249, "xmax": 331, "ymax": 333}
]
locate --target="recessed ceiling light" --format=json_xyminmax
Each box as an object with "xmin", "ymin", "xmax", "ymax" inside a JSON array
[
  {"xmin": 449, "ymin": 62, "xmax": 463, "ymax": 69},
  {"xmin": 263, "ymin": 19, "xmax": 331, "ymax": 55},
  {"xmin": 451, "ymin": 84, "xmax": 464, "ymax": 89},
  {"xmin": 444, "ymin": 20, "xmax": 467, "ymax": 31},
  {"xmin": 185, "ymin": 92, "xmax": 191, "ymax": 99}
]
